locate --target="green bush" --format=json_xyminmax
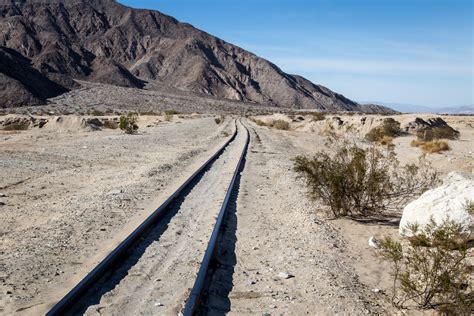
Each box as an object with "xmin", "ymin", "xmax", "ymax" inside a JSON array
[
  {"xmin": 119, "ymin": 113, "xmax": 139, "ymax": 134},
  {"xmin": 294, "ymin": 138, "xmax": 438, "ymax": 218},
  {"xmin": 365, "ymin": 118, "xmax": 402, "ymax": 142},
  {"xmin": 272, "ymin": 119, "xmax": 290, "ymax": 130},
  {"xmin": 379, "ymin": 217, "xmax": 473, "ymax": 314}
]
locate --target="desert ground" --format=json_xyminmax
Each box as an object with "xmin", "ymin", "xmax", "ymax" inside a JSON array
[{"xmin": 0, "ymin": 111, "xmax": 473, "ymax": 315}]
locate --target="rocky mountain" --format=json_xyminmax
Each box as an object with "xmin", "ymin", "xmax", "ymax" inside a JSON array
[
  {"xmin": 0, "ymin": 0, "xmax": 390, "ymax": 112},
  {"xmin": 0, "ymin": 46, "xmax": 68, "ymax": 107}
]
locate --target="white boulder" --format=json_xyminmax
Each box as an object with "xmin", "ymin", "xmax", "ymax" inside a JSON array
[{"xmin": 399, "ymin": 172, "xmax": 474, "ymax": 239}]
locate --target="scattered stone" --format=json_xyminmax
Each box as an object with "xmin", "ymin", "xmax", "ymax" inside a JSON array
[
  {"xmin": 278, "ymin": 272, "xmax": 294, "ymax": 279},
  {"xmin": 108, "ymin": 189, "xmax": 123, "ymax": 195},
  {"xmin": 368, "ymin": 236, "xmax": 380, "ymax": 249}
]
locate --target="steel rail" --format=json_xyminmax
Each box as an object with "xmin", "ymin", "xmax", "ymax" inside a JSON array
[
  {"xmin": 183, "ymin": 120, "xmax": 250, "ymax": 315},
  {"xmin": 47, "ymin": 120, "xmax": 239, "ymax": 316}
]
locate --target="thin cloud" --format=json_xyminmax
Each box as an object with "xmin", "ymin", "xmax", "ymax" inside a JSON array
[{"xmin": 272, "ymin": 57, "xmax": 471, "ymax": 77}]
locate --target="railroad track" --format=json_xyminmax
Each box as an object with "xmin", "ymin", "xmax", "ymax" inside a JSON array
[{"xmin": 47, "ymin": 119, "xmax": 250, "ymax": 316}]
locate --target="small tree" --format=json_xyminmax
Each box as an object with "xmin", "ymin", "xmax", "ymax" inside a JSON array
[
  {"xmin": 379, "ymin": 216, "xmax": 473, "ymax": 314},
  {"xmin": 119, "ymin": 112, "xmax": 139, "ymax": 134}
]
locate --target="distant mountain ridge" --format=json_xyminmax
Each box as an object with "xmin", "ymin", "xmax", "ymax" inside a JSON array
[
  {"xmin": 0, "ymin": 0, "xmax": 392, "ymax": 112},
  {"xmin": 362, "ymin": 102, "xmax": 474, "ymax": 114}
]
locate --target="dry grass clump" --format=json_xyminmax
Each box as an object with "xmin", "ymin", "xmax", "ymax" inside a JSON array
[
  {"xmin": 294, "ymin": 136, "xmax": 438, "ymax": 218},
  {"xmin": 311, "ymin": 112, "xmax": 326, "ymax": 121},
  {"xmin": 421, "ymin": 140, "xmax": 450, "ymax": 153},
  {"xmin": 272, "ymin": 119, "xmax": 290, "ymax": 130},
  {"xmin": 164, "ymin": 109, "xmax": 180, "ymax": 122},
  {"xmin": 411, "ymin": 139, "xmax": 450, "ymax": 154},
  {"xmin": 139, "ymin": 111, "xmax": 159, "ymax": 116},
  {"xmin": 254, "ymin": 119, "xmax": 267, "ymax": 126},
  {"xmin": 379, "ymin": 217, "xmax": 473, "ymax": 314},
  {"xmin": 365, "ymin": 118, "xmax": 402, "ymax": 142},
  {"xmin": 379, "ymin": 136, "xmax": 395, "ymax": 149}
]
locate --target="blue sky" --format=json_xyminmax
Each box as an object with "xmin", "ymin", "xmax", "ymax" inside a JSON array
[{"xmin": 119, "ymin": 0, "xmax": 473, "ymax": 108}]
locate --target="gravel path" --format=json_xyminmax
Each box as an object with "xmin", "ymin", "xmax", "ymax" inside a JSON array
[{"xmin": 198, "ymin": 119, "xmax": 391, "ymax": 315}]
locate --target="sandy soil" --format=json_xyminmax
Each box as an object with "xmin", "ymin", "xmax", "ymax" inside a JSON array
[
  {"xmin": 0, "ymin": 114, "xmax": 234, "ymax": 314},
  {"xmin": 1, "ymin": 112, "xmax": 472, "ymax": 315}
]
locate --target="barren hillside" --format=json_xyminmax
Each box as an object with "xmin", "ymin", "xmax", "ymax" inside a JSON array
[{"xmin": 0, "ymin": 0, "xmax": 390, "ymax": 112}]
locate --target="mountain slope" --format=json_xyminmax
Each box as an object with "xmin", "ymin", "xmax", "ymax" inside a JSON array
[
  {"xmin": 0, "ymin": 46, "xmax": 68, "ymax": 108},
  {"xmin": 0, "ymin": 0, "xmax": 388, "ymax": 112}
]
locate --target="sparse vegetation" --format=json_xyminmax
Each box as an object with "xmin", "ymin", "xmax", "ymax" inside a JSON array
[
  {"xmin": 294, "ymin": 136, "xmax": 438, "ymax": 218},
  {"xmin": 311, "ymin": 112, "xmax": 326, "ymax": 121},
  {"xmin": 421, "ymin": 140, "xmax": 450, "ymax": 154},
  {"xmin": 164, "ymin": 110, "xmax": 180, "ymax": 122},
  {"xmin": 254, "ymin": 119, "xmax": 268, "ymax": 126},
  {"xmin": 416, "ymin": 126, "xmax": 459, "ymax": 141},
  {"xmin": 379, "ymin": 135, "xmax": 395, "ymax": 149},
  {"xmin": 365, "ymin": 118, "xmax": 402, "ymax": 142},
  {"xmin": 411, "ymin": 139, "xmax": 450, "ymax": 154},
  {"xmin": 103, "ymin": 119, "xmax": 119, "ymax": 129},
  {"xmin": 379, "ymin": 217, "xmax": 473, "ymax": 314},
  {"xmin": 214, "ymin": 115, "xmax": 224, "ymax": 124},
  {"xmin": 272, "ymin": 119, "xmax": 290, "ymax": 130},
  {"xmin": 2, "ymin": 121, "xmax": 30, "ymax": 131},
  {"xmin": 89, "ymin": 110, "xmax": 105, "ymax": 116},
  {"xmin": 119, "ymin": 112, "xmax": 139, "ymax": 134},
  {"xmin": 139, "ymin": 110, "xmax": 159, "ymax": 116}
]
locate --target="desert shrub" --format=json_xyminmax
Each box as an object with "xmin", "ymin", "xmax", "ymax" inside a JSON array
[
  {"xmin": 379, "ymin": 136, "xmax": 395, "ymax": 149},
  {"xmin": 214, "ymin": 115, "xmax": 224, "ymax": 125},
  {"xmin": 164, "ymin": 110, "xmax": 180, "ymax": 122},
  {"xmin": 294, "ymin": 138, "xmax": 438, "ymax": 218},
  {"xmin": 421, "ymin": 140, "xmax": 450, "ymax": 154},
  {"xmin": 365, "ymin": 118, "xmax": 402, "ymax": 142},
  {"xmin": 272, "ymin": 120, "xmax": 290, "ymax": 130},
  {"xmin": 416, "ymin": 126, "xmax": 459, "ymax": 141},
  {"xmin": 103, "ymin": 119, "xmax": 119, "ymax": 129},
  {"xmin": 164, "ymin": 110, "xmax": 180, "ymax": 116},
  {"xmin": 311, "ymin": 112, "xmax": 326, "ymax": 121},
  {"xmin": 89, "ymin": 110, "xmax": 105, "ymax": 116},
  {"xmin": 379, "ymin": 217, "xmax": 473, "ymax": 314},
  {"xmin": 119, "ymin": 113, "xmax": 139, "ymax": 134},
  {"xmin": 410, "ymin": 139, "xmax": 424, "ymax": 147},
  {"xmin": 139, "ymin": 110, "xmax": 159, "ymax": 116},
  {"xmin": 2, "ymin": 121, "xmax": 30, "ymax": 131},
  {"xmin": 253, "ymin": 119, "xmax": 268, "ymax": 126}
]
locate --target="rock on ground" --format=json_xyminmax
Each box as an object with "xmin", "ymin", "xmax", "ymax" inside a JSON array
[{"xmin": 399, "ymin": 171, "xmax": 474, "ymax": 239}]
